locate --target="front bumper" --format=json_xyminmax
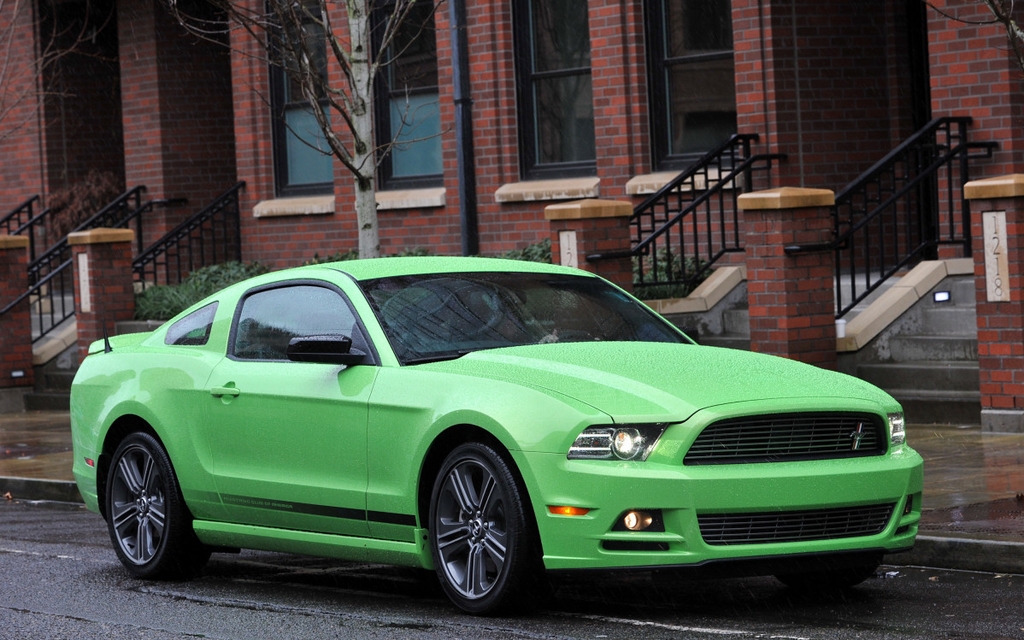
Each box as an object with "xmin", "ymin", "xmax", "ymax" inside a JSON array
[{"xmin": 520, "ymin": 445, "xmax": 923, "ymax": 572}]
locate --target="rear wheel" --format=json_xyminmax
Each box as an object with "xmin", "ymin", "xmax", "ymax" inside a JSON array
[
  {"xmin": 428, "ymin": 442, "xmax": 539, "ymax": 615},
  {"xmin": 105, "ymin": 432, "xmax": 209, "ymax": 580}
]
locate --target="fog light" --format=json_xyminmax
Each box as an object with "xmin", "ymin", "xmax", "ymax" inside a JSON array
[{"xmin": 622, "ymin": 510, "xmax": 654, "ymax": 531}]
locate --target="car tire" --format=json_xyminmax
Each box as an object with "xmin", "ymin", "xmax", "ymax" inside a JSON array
[
  {"xmin": 428, "ymin": 442, "xmax": 539, "ymax": 615},
  {"xmin": 105, "ymin": 432, "xmax": 210, "ymax": 580},
  {"xmin": 774, "ymin": 563, "xmax": 879, "ymax": 591}
]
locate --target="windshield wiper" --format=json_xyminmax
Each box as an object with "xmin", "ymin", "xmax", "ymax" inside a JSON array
[{"xmin": 402, "ymin": 350, "xmax": 474, "ymax": 365}]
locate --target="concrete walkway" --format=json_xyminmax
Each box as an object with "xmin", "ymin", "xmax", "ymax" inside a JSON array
[{"xmin": 2, "ymin": 411, "xmax": 1022, "ymax": 574}]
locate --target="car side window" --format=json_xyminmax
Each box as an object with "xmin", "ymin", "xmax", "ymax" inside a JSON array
[
  {"xmin": 165, "ymin": 302, "xmax": 218, "ymax": 346},
  {"xmin": 232, "ymin": 285, "xmax": 358, "ymax": 361}
]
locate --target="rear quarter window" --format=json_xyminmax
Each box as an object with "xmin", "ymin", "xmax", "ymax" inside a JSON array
[{"xmin": 164, "ymin": 303, "xmax": 218, "ymax": 346}]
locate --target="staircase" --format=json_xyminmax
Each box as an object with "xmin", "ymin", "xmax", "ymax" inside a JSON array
[
  {"xmin": 842, "ymin": 275, "xmax": 979, "ymax": 425},
  {"xmin": 662, "ymin": 269, "xmax": 980, "ymax": 425}
]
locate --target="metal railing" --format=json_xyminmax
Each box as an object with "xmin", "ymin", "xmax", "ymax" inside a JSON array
[
  {"xmin": 13, "ymin": 187, "xmax": 149, "ymax": 343},
  {"xmin": 1, "ymin": 195, "xmax": 47, "ymax": 262},
  {"xmin": 787, "ymin": 117, "xmax": 996, "ymax": 317},
  {"xmin": 134, "ymin": 182, "xmax": 245, "ymax": 288},
  {"xmin": 590, "ymin": 134, "xmax": 785, "ymax": 298}
]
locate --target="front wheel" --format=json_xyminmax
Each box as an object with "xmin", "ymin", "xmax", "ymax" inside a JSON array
[
  {"xmin": 105, "ymin": 432, "xmax": 209, "ymax": 580},
  {"xmin": 428, "ymin": 442, "xmax": 540, "ymax": 615}
]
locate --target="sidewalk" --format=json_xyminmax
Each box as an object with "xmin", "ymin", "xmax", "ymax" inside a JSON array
[{"xmin": 2, "ymin": 411, "xmax": 1022, "ymax": 574}]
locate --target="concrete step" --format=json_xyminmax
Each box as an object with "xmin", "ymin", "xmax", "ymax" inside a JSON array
[
  {"xmin": 856, "ymin": 361, "xmax": 979, "ymax": 392},
  {"xmin": 38, "ymin": 370, "xmax": 76, "ymax": 392},
  {"xmin": 887, "ymin": 335, "xmax": 978, "ymax": 362},
  {"xmin": 917, "ymin": 305, "xmax": 977, "ymax": 335},
  {"xmin": 23, "ymin": 392, "xmax": 70, "ymax": 411},
  {"xmin": 888, "ymin": 389, "xmax": 981, "ymax": 426}
]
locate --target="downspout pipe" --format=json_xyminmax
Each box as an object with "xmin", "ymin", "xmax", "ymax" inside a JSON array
[{"xmin": 449, "ymin": 0, "xmax": 479, "ymax": 255}]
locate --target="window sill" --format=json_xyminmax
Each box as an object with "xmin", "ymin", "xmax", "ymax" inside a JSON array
[
  {"xmin": 253, "ymin": 195, "xmax": 335, "ymax": 218},
  {"xmin": 494, "ymin": 177, "xmax": 600, "ymax": 203},
  {"xmin": 376, "ymin": 187, "xmax": 446, "ymax": 211}
]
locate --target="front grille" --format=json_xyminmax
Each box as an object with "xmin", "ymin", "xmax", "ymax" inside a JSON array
[
  {"xmin": 698, "ymin": 503, "xmax": 896, "ymax": 546},
  {"xmin": 684, "ymin": 412, "xmax": 885, "ymax": 465}
]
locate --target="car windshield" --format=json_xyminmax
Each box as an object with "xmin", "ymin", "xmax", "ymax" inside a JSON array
[{"xmin": 361, "ymin": 271, "xmax": 687, "ymax": 364}]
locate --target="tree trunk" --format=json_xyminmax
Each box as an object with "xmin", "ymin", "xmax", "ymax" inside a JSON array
[{"xmin": 347, "ymin": 0, "xmax": 379, "ymax": 259}]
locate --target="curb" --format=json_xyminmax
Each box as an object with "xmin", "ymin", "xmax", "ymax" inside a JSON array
[
  {"xmin": 1, "ymin": 476, "xmax": 82, "ymax": 504},
  {"xmin": 893, "ymin": 534, "xmax": 1024, "ymax": 575}
]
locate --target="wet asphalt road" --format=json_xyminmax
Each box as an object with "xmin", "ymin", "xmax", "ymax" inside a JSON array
[{"xmin": 1, "ymin": 500, "xmax": 1021, "ymax": 640}]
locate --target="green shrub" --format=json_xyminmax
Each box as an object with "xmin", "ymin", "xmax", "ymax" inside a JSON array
[
  {"xmin": 498, "ymin": 238, "xmax": 551, "ymax": 263},
  {"xmin": 135, "ymin": 261, "xmax": 270, "ymax": 320},
  {"xmin": 633, "ymin": 250, "xmax": 708, "ymax": 300}
]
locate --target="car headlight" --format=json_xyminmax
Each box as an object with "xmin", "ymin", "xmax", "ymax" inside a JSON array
[
  {"xmin": 568, "ymin": 425, "xmax": 667, "ymax": 461},
  {"xmin": 888, "ymin": 412, "xmax": 905, "ymax": 445}
]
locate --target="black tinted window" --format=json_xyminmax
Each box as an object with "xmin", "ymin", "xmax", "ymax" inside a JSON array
[{"xmin": 233, "ymin": 285, "xmax": 357, "ymax": 360}]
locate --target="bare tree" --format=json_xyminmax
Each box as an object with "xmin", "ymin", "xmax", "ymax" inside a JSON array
[
  {"xmin": 169, "ymin": 0, "xmax": 442, "ymax": 259},
  {"xmin": 0, "ymin": 0, "xmax": 111, "ymax": 146}
]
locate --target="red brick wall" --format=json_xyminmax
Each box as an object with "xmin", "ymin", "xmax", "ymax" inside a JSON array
[
  {"xmin": 0, "ymin": 0, "xmax": 48, "ymax": 213},
  {"xmin": 734, "ymin": 0, "xmax": 901, "ymax": 191},
  {"xmin": 118, "ymin": 0, "xmax": 237, "ymax": 245},
  {"xmin": 928, "ymin": 1, "xmax": 1024, "ymax": 176}
]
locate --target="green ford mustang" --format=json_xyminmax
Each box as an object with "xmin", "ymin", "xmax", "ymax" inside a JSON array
[{"xmin": 70, "ymin": 257, "xmax": 923, "ymax": 614}]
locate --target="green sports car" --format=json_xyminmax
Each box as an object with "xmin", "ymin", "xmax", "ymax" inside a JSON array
[{"xmin": 70, "ymin": 257, "xmax": 923, "ymax": 614}]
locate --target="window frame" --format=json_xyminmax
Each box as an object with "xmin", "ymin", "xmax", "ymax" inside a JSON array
[
  {"xmin": 644, "ymin": 0, "xmax": 737, "ymax": 171},
  {"xmin": 268, "ymin": 12, "xmax": 334, "ymax": 198},
  {"xmin": 371, "ymin": 2, "xmax": 444, "ymax": 191},
  {"xmin": 512, "ymin": 0, "xmax": 597, "ymax": 181}
]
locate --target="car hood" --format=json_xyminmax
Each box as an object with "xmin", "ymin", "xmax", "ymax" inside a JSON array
[{"xmin": 427, "ymin": 342, "xmax": 895, "ymax": 422}]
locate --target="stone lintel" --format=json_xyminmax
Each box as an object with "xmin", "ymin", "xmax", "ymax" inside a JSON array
[
  {"xmin": 67, "ymin": 228, "xmax": 135, "ymax": 246},
  {"xmin": 496, "ymin": 177, "xmax": 600, "ymax": 203},
  {"xmin": 544, "ymin": 199, "xmax": 632, "ymax": 221},
  {"xmin": 963, "ymin": 174, "xmax": 1024, "ymax": 200},
  {"xmin": 0, "ymin": 234, "xmax": 30, "ymax": 250},
  {"xmin": 737, "ymin": 187, "xmax": 835, "ymax": 210}
]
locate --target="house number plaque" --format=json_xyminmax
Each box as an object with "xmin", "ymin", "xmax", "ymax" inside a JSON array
[{"xmin": 983, "ymin": 211, "xmax": 1010, "ymax": 302}]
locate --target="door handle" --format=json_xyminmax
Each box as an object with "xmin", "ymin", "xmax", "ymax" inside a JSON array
[{"xmin": 210, "ymin": 386, "xmax": 241, "ymax": 398}]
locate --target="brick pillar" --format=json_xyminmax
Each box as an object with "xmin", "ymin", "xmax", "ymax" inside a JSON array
[
  {"xmin": 69, "ymin": 229, "xmax": 136, "ymax": 361},
  {"xmin": 0, "ymin": 235, "xmax": 34, "ymax": 390},
  {"xmin": 738, "ymin": 187, "xmax": 838, "ymax": 370},
  {"xmin": 964, "ymin": 175, "xmax": 1024, "ymax": 432},
  {"xmin": 545, "ymin": 199, "xmax": 633, "ymax": 291}
]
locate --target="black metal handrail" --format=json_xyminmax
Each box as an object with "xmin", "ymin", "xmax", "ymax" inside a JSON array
[
  {"xmin": 2, "ymin": 196, "xmax": 47, "ymax": 262},
  {"xmin": 27, "ymin": 187, "xmax": 147, "ymax": 287},
  {"xmin": 1, "ymin": 195, "xmax": 41, "ymax": 233},
  {"xmin": 0, "ymin": 259, "xmax": 75, "ymax": 342},
  {"xmin": 134, "ymin": 182, "xmax": 245, "ymax": 287},
  {"xmin": 787, "ymin": 117, "xmax": 995, "ymax": 317},
  {"xmin": 590, "ymin": 134, "xmax": 785, "ymax": 298}
]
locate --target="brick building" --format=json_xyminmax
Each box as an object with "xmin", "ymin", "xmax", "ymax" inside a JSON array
[{"xmin": 2, "ymin": 0, "xmax": 1021, "ymax": 267}]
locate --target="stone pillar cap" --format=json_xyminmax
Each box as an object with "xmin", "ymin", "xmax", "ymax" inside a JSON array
[
  {"xmin": 963, "ymin": 174, "xmax": 1024, "ymax": 200},
  {"xmin": 0, "ymin": 234, "xmax": 30, "ymax": 250},
  {"xmin": 68, "ymin": 228, "xmax": 136, "ymax": 245},
  {"xmin": 738, "ymin": 187, "xmax": 835, "ymax": 210},
  {"xmin": 544, "ymin": 198, "xmax": 632, "ymax": 220}
]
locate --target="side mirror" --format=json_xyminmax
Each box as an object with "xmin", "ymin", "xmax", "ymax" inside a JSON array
[{"xmin": 286, "ymin": 334, "xmax": 366, "ymax": 366}]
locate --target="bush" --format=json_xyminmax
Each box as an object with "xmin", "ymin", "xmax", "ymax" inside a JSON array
[
  {"xmin": 46, "ymin": 171, "xmax": 125, "ymax": 245},
  {"xmin": 135, "ymin": 261, "xmax": 270, "ymax": 320},
  {"xmin": 498, "ymin": 238, "xmax": 551, "ymax": 263}
]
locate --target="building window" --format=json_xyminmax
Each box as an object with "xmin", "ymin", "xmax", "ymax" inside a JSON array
[
  {"xmin": 646, "ymin": 0, "xmax": 737, "ymax": 169},
  {"xmin": 269, "ymin": 12, "xmax": 333, "ymax": 197},
  {"xmin": 513, "ymin": 0, "xmax": 595, "ymax": 180},
  {"xmin": 373, "ymin": 3, "xmax": 442, "ymax": 190}
]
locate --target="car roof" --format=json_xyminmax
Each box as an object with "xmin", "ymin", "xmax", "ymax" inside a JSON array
[{"xmin": 317, "ymin": 256, "xmax": 594, "ymax": 282}]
